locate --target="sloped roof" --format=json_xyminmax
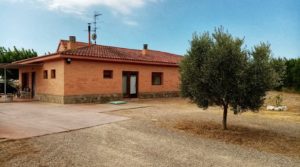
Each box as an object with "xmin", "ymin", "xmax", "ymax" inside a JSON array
[
  {"xmin": 57, "ymin": 40, "xmax": 89, "ymax": 52},
  {"xmin": 14, "ymin": 43, "xmax": 183, "ymax": 66},
  {"xmin": 60, "ymin": 44, "xmax": 182, "ymax": 65}
]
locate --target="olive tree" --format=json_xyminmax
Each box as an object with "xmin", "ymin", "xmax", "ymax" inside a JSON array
[{"xmin": 180, "ymin": 27, "xmax": 277, "ymax": 130}]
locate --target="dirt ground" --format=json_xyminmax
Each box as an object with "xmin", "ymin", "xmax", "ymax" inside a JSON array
[
  {"xmin": 112, "ymin": 91, "xmax": 300, "ymax": 158},
  {"xmin": 0, "ymin": 91, "xmax": 299, "ymax": 167}
]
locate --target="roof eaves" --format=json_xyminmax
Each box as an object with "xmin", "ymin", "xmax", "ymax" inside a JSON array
[
  {"xmin": 60, "ymin": 54, "xmax": 179, "ymax": 66},
  {"xmin": 13, "ymin": 53, "xmax": 61, "ymax": 64}
]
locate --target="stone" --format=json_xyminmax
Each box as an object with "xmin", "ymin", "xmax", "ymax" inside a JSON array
[{"xmin": 267, "ymin": 105, "xmax": 288, "ymax": 111}]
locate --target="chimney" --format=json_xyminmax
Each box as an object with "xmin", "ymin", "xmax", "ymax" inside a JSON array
[
  {"xmin": 142, "ymin": 44, "xmax": 148, "ymax": 55},
  {"xmin": 88, "ymin": 23, "xmax": 91, "ymax": 46},
  {"xmin": 68, "ymin": 36, "xmax": 76, "ymax": 50},
  {"xmin": 69, "ymin": 36, "xmax": 76, "ymax": 43}
]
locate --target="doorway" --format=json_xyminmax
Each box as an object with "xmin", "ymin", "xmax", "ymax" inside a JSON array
[
  {"xmin": 31, "ymin": 72, "xmax": 36, "ymax": 98},
  {"xmin": 21, "ymin": 73, "xmax": 29, "ymax": 90},
  {"xmin": 122, "ymin": 71, "xmax": 138, "ymax": 98}
]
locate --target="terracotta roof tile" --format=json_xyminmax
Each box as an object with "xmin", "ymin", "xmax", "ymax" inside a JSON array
[
  {"xmin": 14, "ymin": 42, "xmax": 183, "ymax": 65},
  {"xmin": 60, "ymin": 44, "xmax": 183, "ymax": 65},
  {"xmin": 57, "ymin": 40, "xmax": 89, "ymax": 52}
]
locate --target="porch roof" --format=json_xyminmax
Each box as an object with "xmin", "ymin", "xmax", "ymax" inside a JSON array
[{"xmin": 0, "ymin": 63, "xmax": 43, "ymax": 69}]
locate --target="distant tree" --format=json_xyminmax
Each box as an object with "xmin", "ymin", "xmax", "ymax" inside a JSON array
[
  {"xmin": 270, "ymin": 57, "xmax": 286, "ymax": 90},
  {"xmin": 293, "ymin": 59, "xmax": 300, "ymax": 90},
  {"xmin": 0, "ymin": 46, "xmax": 37, "ymax": 79},
  {"xmin": 180, "ymin": 27, "xmax": 277, "ymax": 130},
  {"xmin": 284, "ymin": 58, "xmax": 300, "ymax": 90}
]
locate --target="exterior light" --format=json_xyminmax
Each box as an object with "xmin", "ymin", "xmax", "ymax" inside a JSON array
[{"xmin": 66, "ymin": 58, "xmax": 72, "ymax": 64}]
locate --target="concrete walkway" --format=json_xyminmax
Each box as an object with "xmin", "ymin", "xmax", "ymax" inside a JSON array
[{"xmin": 0, "ymin": 102, "xmax": 145, "ymax": 140}]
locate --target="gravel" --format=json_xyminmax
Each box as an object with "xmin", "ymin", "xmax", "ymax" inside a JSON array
[{"xmin": 0, "ymin": 98, "xmax": 299, "ymax": 167}]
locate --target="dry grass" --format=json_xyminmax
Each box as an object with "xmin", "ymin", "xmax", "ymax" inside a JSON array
[
  {"xmin": 265, "ymin": 91, "xmax": 300, "ymax": 113},
  {"xmin": 172, "ymin": 119, "xmax": 300, "ymax": 158},
  {"xmin": 115, "ymin": 91, "xmax": 300, "ymax": 158},
  {"xmin": 243, "ymin": 91, "xmax": 300, "ymax": 122}
]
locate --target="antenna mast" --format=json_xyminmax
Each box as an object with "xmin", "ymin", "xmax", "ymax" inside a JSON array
[
  {"xmin": 88, "ymin": 23, "xmax": 91, "ymax": 45},
  {"xmin": 92, "ymin": 12, "xmax": 102, "ymax": 44}
]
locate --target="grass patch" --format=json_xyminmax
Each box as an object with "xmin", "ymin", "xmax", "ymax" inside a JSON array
[{"xmin": 173, "ymin": 120, "xmax": 300, "ymax": 158}]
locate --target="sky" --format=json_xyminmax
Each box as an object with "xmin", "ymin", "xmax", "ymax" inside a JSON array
[{"xmin": 0, "ymin": 0, "xmax": 299, "ymax": 58}]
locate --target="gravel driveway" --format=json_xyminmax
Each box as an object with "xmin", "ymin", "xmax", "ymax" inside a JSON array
[{"xmin": 0, "ymin": 97, "xmax": 299, "ymax": 167}]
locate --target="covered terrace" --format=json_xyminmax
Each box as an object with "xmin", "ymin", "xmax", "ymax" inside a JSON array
[{"xmin": 0, "ymin": 63, "xmax": 43, "ymax": 102}]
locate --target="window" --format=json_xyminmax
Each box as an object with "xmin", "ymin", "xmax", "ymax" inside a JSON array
[
  {"xmin": 43, "ymin": 70, "xmax": 48, "ymax": 79},
  {"xmin": 152, "ymin": 72, "xmax": 163, "ymax": 85},
  {"xmin": 51, "ymin": 69, "xmax": 56, "ymax": 79},
  {"xmin": 103, "ymin": 70, "xmax": 113, "ymax": 79}
]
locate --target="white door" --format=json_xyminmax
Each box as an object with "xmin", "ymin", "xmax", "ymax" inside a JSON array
[{"xmin": 130, "ymin": 75, "xmax": 137, "ymax": 95}]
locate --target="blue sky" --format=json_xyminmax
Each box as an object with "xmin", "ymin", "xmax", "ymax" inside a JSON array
[{"xmin": 0, "ymin": 0, "xmax": 299, "ymax": 58}]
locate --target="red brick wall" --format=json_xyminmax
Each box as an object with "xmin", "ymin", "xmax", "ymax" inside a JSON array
[
  {"xmin": 64, "ymin": 59, "xmax": 180, "ymax": 96},
  {"xmin": 19, "ymin": 58, "xmax": 180, "ymax": 97},
  {"xmin": 19, "ymin": 60, "xmax": 65, "ymax": 96}
]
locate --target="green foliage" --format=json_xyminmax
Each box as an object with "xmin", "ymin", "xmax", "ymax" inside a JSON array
[
  {"xmin": 180, "ymin": 27, "xmax": 278, "ymax": 129},
  {"xmin": 284, "ymin": 58, "xmax": 300, "ymax": 90},
  {"xmin": 266, "ymin": 57, "xmax": 300, "ymax": 91},
  {"xmin": 236, "ymin": 43, "xmax": 276, "ymax": 112},
  {"xmin": 270, "ymin": 57, "xmax": 286, "ymax": 90},
  {"xmin": 274, "ymin": 94, "xmax": 283, "ymax": 107},
  {"xmin": 0, "ymin": 46, "xmax": 37, "ymax": 79},
  {"xmin": 0, "ymin": 46, "xmax": 37, "ymax": 63}
]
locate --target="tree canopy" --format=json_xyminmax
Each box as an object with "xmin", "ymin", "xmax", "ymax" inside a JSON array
[
  {"xmin": 0, "ymin": 46, "xmax": 37, "ymax": 79},
  {"xmin": 284, "ymin": 58, "xmax": 300, "ymax": 90},
  {"xmin": 180, "ymin": 27, "xmax": 278, "ymax": 130},
  {"xmin": 270, "ymin": 57, "xmax": 286, "ymax": 90},
  {"xmin": 0, "ymin": 46, "xmax": 37, "ymax": 63}
]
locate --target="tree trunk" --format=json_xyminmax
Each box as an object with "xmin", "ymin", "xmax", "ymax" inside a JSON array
[{"xmin": 222, "ymin": 104, "xmax": 228, "ymax": 130}]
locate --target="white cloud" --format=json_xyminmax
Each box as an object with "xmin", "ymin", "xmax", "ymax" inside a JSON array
[
  {"xmin": 5, "ymin": 0, "xmax": 159, "ymax": 25},
  {"xmin": 123, "ymin": 19, "xmax": 138, "ymax": 26},
  {"xmin": 9, "ymin": 0, "xmax": 156, "ymax": 15}
]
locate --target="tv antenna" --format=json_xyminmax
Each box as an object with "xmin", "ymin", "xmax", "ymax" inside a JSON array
[{"xmin": 92, "ymin": 12, "xmax": 102, "ymax": 44}]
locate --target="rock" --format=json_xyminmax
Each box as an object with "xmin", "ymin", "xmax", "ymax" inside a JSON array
[
  {"xmin": 267, "ymin": 105, "xmax": 275, "ymax": 110},
  {"xmin": 267, "ymin": 105, "xmax": 288, "ymax": 111}
]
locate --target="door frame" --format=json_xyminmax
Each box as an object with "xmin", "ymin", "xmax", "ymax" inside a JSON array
[{"xmin": 122, "ymin": 71, "xmax": 138, "ymax": 98}]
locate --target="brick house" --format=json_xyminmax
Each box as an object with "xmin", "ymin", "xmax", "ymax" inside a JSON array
[{"xmin": 10, "ymin": 36, "xmax": 183, "ymax": 104}]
